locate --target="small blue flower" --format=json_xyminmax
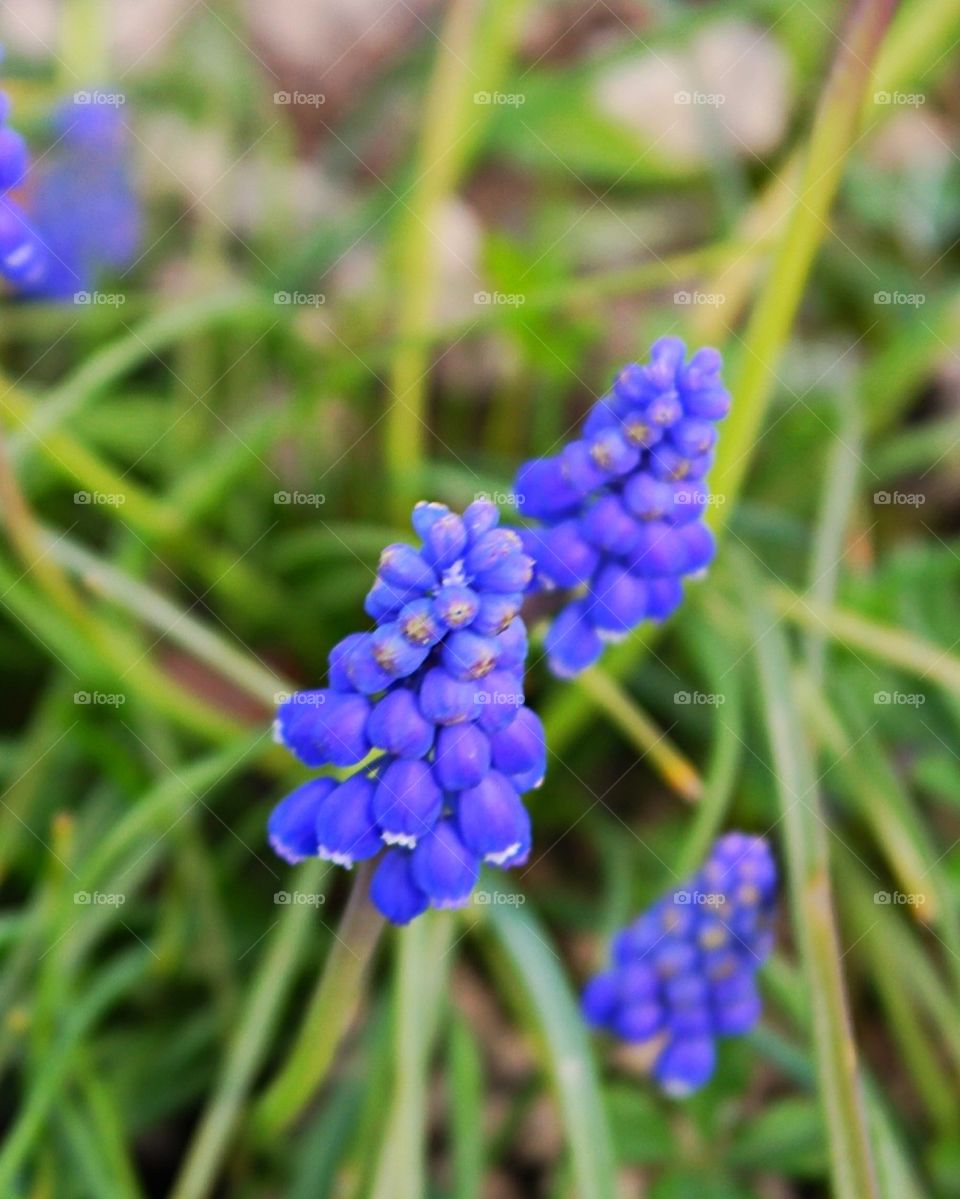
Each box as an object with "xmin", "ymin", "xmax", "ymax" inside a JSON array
[
  {"xmin": 433, "ymin": 723, "xmax": 491, "ymax": 791},
  {"xmin": 314, "ymin": 774, "xmax": 383, "ymax": 868},
  {"xmin": 274, "ymin": 690, "xmax": 370, "ymax": 768},
  {"xmin": 514, "ymin": 339, "xmax": 730, "ymax": 677},
  {"xmin": 267, "ymin": 777, "xmax": 336, "ymax": 863},
  {"xmin": 268, "ymin": 499, "xmax": 542, "ymax": 923},
  {"xmin": 371, "ymin": 758, "xmax": 443, "ymax": 848},
  {"xmin": 411, "ymin": 820, "xmax": 480, "ymax": 908},
  {"xmin": 370, "ymin": 849, "xmax": 429, "ymax": 925},
  {"xmin": 0, "ymin": 89, "xmax": 139, "ymax": 299},
  {"xmin": 366, "ymin": 689, "xmax": 435, "ymax": 759},
  {"xmin": 456, "ymin": 771, "xmax": 531, "ymax": 865},
  {"xmin": 582, "ymin": 833, "xmax": 777, "ymax": 1097}
]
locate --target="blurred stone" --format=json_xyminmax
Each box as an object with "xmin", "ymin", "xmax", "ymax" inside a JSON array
[{"xmin": 595, "ymin": 19, "xmax": 790, "ymax": 167}]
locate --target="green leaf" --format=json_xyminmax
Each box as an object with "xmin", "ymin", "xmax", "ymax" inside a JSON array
[
  {"xmin": 605, "ymin": 1084, "xmax": 674, "ymax": 1165},
  {"xmin": 728, "ymin": 1097, "xmax": 826, "ymax": 1176},
  {"xmin": 483, "ymin": 883, "xmax": 617, "ymax": 1199}
]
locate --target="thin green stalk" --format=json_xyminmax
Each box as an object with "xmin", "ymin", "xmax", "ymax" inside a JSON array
[
  {"xmin": 768, "ymin": 586, "xmax": 960, "ymax": 696},
  {"xmin": 252, "ymin": 862, "xmax": 384, "ymax": 1137},
  {"xmin": 83, "ymin": 737, "xmax": 266, "ymax": 882},
  {"xmin": 169, "ymin": 859, "xmax": 328, "ymax": 1199},
  {"xmin": 10, "ymin": 288, "xmax": 268, "ymax": 456},
  {"xmin": 805, "ymin": 396, "xmax": 863, "ymax": 683},
  {"xmin": 385, "ymin": 0, "xmax": 528, "ymax": 516},
  {"xmin": 0, "ymin": 425, "xmax": 84, "ymax": 622},
  {"xmin": 750, "ymin": 593, "xmax": 878, "ymax": 1199},
  {"xmin": 481, "ymin": 884, "xmax": 616, "ymax": 1199},
  {"xmin": 51, "ymin": 532, "xmax": 286, "ymax": 707},
  {"xmin": 74, "ymin": 1047, "xmax": 146, "ymax": 1199},
  {"xmin": 3, "ymin": 384, "xmax": 281, "ymax": 619},
  {"xmin": 575, "ymin": 667, "xmax": 702, "ymax": 802},
  {"xmin": 0, "ymin": 949, "xmax": 151, "ymax": 1193},
  {"xmin": 756, "ymin": 965, "xmax": 929, "ymax": 1199},
  {"xmin": 674, "ymin": 668, "xmax": 743, "ymax": 878},
  {"xmin": 370, "ymin": 912, "xmax": 453, "ymax": 1199},
  {"xmin": 690, "ymin": 0, "xmax": 954, "ymax": 349},
  {"xmin": 710, "ymin": 0, "xmax": 899, "ymax": 529},
  {"xmin": 541, "ymin": 0, "xmax": 902, "ymax": 758},
  {"xmin": 836, "ymin": 855, "xmax": 960, "ymax": 1073},
  {"xmin": 385, "ymin": 0, "xmax": 485, "ymax": 514},
  {"xmin": 844, "ymin": 882, "xmax": 959, "ymax": 1131},
  {"xmin": 449, "ymin": 1017, "xmax": 484, "ymax": 1199},
  {"xmin": 0, "ymin": 430, "xmax": 242, "ymax": 742}
]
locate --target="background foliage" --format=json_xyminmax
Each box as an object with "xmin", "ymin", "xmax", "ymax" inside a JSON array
[{"xmin": 1, "ymin": 0, "xmax": 959, "ymax": 1195}]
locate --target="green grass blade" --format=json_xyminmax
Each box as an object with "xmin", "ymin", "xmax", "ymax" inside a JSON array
[
  {"xmin": 483, "ymin": 886, "xmax": 617, "ymax": 1199},
  {"xmin": 749, "ymin": 594, "xmax": 879, "ymax": 1199},
  {"xmin": 169, "ymin": 858, "xmax": 328, "ymax": 1199}
]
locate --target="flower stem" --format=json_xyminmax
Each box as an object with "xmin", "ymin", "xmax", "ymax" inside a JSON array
[
  {"xmin": 169, "ymin": 860, "xmax": 329, "ymax": 1199},
  {"xmin": 575, "ymin": 667, "xmax": 703, "ymax": 802},
  {"xmin": 385, "ymin": 0, "xmax": 487, "ymax": 517},
  {"xmin": 709, "ymin": 0, "xmax": 900, "ymax": 531},
  {"xmin": 251, "ymin": 862, "xmax": 384, "ymax": 1138},
  {"xmin": 370, "ymin": 912, "xmax": 454, "ymax": 1199},
  {"xmin": 750, "ymin": 590, "xmax": 879, "ymax": 1199},
  {"xmin": 541, "ymin": 0, "xmax": 901, "ymax": 758}
]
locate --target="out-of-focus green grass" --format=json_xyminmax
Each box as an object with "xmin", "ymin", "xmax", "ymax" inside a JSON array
[{"xmin": 1, "ymin": 0, "xmax": 960, "ymax": 1195}]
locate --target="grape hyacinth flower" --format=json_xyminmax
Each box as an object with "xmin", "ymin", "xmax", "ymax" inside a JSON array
[
  {"xmin": 513, "ymin": 338, "xmax": 730, "ymax": 677},
  {"xmin": 0, "ymin": 89, "xmax": 139, "ymax": 299},
  {"xmin": 268, "ymin": 499, "xmax": 547, "ymax": 925},
  {"xmin": 581, "ymin": 833, "xmax": 776, "ymax": 1097}
]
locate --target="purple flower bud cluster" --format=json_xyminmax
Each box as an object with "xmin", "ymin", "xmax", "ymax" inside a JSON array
[
  {"xmin": 581, "ymin": 833, "xmax": 776, "ymax": 1097},
  {"xmin": 0, "ymin": 90, "xmax": 139, "ymax": 299},
  {"xmin": 513, "ymin": 338, "xmax": 730, "ymax": 677},
  {"xmin": 268, "ymin": 500, "xmax": 547, "ymax": 924},
  {"xmin": 0, "ymin": 87, "xmax": 47, "ymax": 294}
]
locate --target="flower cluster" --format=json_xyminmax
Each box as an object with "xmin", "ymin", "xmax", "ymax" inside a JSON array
[
  {"xmin": 268, "ymin": 499, "xmax": 546, "ymax": 924},
  {"xmin": 513, "ymin": 338, "xmax": 730, "ymax": 677},
  {"xmin": 0, "ymin": 88, "xmax": 46, "ymax": 293},
  {"xmin": 0, "ymin": 93, "xmax": 139, "ymax": 298},
  {"xmin": 581, "ymin": 833, "xmax": 776, "ymax": 1097}
]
